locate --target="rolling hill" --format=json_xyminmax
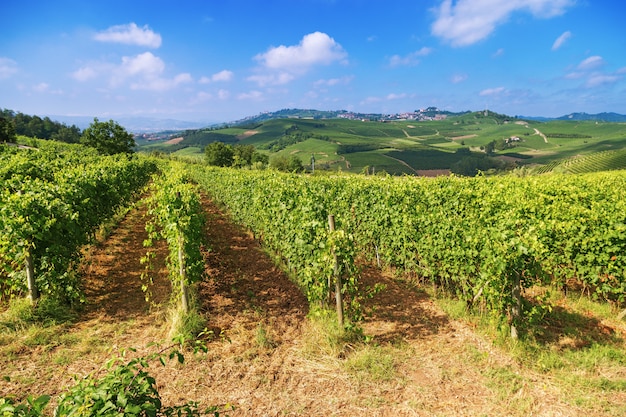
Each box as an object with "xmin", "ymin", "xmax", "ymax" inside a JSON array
[{"xmin": 136, "ymin": 110, "xmax": 626, "ymax": 176}]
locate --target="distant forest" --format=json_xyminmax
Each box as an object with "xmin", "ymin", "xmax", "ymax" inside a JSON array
[{"xmin": 0, "ymin": 108, "xmax": 82, "ymax": 143}]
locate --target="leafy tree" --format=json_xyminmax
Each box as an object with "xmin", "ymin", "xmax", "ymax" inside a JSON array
[
  {"xmin": 232, "ymin": 144, "xmax": 256, "ymax": 167},
  {"xmin": 51, "ymin": 125, "xmax": 81, "ymax": 143},
  {"xmin": 251, "ymin": 151, "xmax": 269, "ymax": 166},
  {"xmin": 205, "ymin": 141, "xmax": 234, "ymax": 166},
  {"xmin": 450, "ymin": 155, "xmax": 504, "ymax": 177},
  {"xmin": 81, "ymin": 118, "xmax": 135, "ymax": 155},
  {"xmin": 269, "ymin": 154, "xmax": 304, "ymax": 172},
  {"xmin": 27, "ymin": 116, "xmax": 45, "ymax": 139},
  {"xmin": 0, "ymin": 117, "xmax": 16, "ymax": 143}
]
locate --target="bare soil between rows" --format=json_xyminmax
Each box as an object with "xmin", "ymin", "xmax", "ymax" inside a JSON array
[{"xmin": 2, "ymin": 196, "xmax": 609, "ymax": 416}]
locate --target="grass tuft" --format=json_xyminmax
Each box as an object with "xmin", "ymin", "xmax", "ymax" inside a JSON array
[{"xmin": 343, "ymin": 345, "xmax": 396, "ymax": 382}]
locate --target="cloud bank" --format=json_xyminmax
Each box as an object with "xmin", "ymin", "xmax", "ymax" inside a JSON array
[
  {"xmin": 431, "ymin": 0, "xmax": 574, "ymax": 47},
  {"xmin": 250, "ymin": 32, "xmax": 347, "ymax": 86},
  {"xmin": 94, "ymin": 23, "xmax": 162, "ymax": 48}
]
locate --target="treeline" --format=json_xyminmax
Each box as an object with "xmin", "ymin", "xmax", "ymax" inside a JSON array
[
  {"xmin": 337, "ymin": 143, "xmax": 384, "ymax": 154},
  {"xmin": 545, "ymin": 133, "xmax": 592, "ymax": 139},
  {"xmin": 0, "ymin": 108, "xmax": 81, "ymax": 143}
]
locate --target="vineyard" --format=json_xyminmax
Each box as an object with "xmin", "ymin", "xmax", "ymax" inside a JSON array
[
  {"xmin": 186, "ymin": 167, "xmax": 626, "ymax": 334},
  {"xmin": 0, "ymin": 141, "xmax": 157, "ymax": 304},
  {"xmin": 1, "ymin": 139, "xmax": 626, "ymax": 415},
  {"xmin": 533, "ymin": 148, "xmax": 626, "ymax": 174}
]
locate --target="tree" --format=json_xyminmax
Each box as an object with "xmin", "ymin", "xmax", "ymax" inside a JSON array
[
  {"xmin": 251, "ymin": 151, "xmax": 269, "ymax": 167},
  {"xmin": 80, "ymin": 118, "xmax": 135, "ymax": 155},
  {"xmin": 204, "ymin": 141, "xmax": 234, "ymax": 166},
  {"xmin": 51, "ymin": 125, "xmax": 81, "ymax": 143},
  {"xmin": 270, "ymin": 154, "xmax": 304, "ymax": 172},
  {"xmin": 232, "ymin": 144, "xmax": 256, "ymax": 167},
  {"xmin": 0, "ymin": 117, "xmax": 16, "ymax": 143}
]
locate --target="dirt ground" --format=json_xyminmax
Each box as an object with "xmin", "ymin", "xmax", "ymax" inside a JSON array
[{"xmin": 1, "ymin": 196, "xmax": 618, "ymax": 416}]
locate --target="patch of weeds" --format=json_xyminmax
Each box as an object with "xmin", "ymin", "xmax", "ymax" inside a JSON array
[
  {"xmin": 301, "ymin": 307, "xmax": 361, "ymax": 358},
  {"xmin": 0, "ymin": 297, "xmax": 75, "ymax": 333},
  {"xmin": 344, "ymin": 345, "xmax": 396, "ymax": 383},
  {"xmin": 255, "ymin": 322, "xmax": 276, "ymax": 349},
  {"xmin": 436, "ymin": 297, "xmax": 469, "ymax": 320},
  {"xmin": 52, "ymin": 349, "xmax": 75, "ymax": 366},
  {"xmin": 22, "ymin": 326, "xmax": 64, "ymax": 349},
  {"xmin": 465, "ymin": 344, "xmax": 489, "ymax": 364},
  {"xmin": 484, "ymin": 366, "xmax": 524, "ymax": 399},
  {"xmin": 559, "ymin": 342, "xmax": 626, "ymax": 371},
  {"xmin": 593, "ymin": 377, "xmax": 626, "ymax": 391},
  {"xmin": 167, "ymin": 306, "xmax": 206, "ymax": 342}
]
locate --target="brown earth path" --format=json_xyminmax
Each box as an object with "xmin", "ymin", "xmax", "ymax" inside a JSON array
[
  {"xmin": 1, "ymin": 196, "xmax": 583, "ymax": 416},
  {"xmin": 153, "ymin": 198, "xmax": 579, "ymax": 416}
]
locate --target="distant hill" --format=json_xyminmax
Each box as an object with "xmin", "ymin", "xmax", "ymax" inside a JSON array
[
  {"xmin": 222, "ymin": 107, "xmax": 470, "ymax": 128},
  {"xmin": 556, "ymin": 112, "xmax": 626, "ymax": 122},
  {"xmin": 522, "ymin": 112, "xmax": 626, "ymax": 123},
  {"xmin": 46, "ymin": 115, "xmax": 211, "ymax": 133}
]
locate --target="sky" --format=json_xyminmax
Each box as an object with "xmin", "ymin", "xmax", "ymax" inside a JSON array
[{"xmin": 1, "ymin": 0, "xmax": 625, "ymax": 124}]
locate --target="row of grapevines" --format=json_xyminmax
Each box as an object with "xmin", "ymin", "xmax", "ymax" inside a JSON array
[
  {"xmin": 0, "ymin": 147, "xmax": 157, "ymax": 303},
  {"xmin": 144, "ymin": 163, "xmax": 206, "ymax": 312},
  {"xmin": 187, "ymin": 166, "xmax": 362, "ymax": 321},
  {"xmin": 186, "ymin": 165, "xmax": 626, "ymax": 328}
]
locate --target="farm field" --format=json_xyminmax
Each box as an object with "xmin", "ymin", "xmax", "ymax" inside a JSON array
[
  {"xmin": 138, "ymin": 112, "xmax": 626, "ymax": 175},
  {"xmin": 2, "ymin": 141, "xmax": 626, "ymax": 416},
  {"xmin": 2, "ymin": 191, "xmax": 626, "ymax": 416}
]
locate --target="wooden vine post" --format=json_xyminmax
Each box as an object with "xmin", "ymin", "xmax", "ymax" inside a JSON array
[
  {"xmin": 25, "ymin": 243, "xmax": 38, "ymax": 303},
  {"xmin": 510, "ymin": 270, "xmax": 522, "ymax": 339},
  {"xmin": 328, "ymin": 215, "xmax": 344, "ymax": 327},
  {"xmin": 176, "ymin": 191, "xmax": 190, "ymax": 313},
  {"xmin": 178, "ymin": 232, "xmax": 190, "ymax": 313}
]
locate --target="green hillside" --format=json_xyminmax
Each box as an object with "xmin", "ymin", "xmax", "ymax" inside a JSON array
[{"xmin": 138, "ymin": 111, "xmax": 626, "ymax": 176}]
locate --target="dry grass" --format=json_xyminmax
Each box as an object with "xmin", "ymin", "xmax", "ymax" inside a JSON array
[{"xmin": 2, "ymin": 198, "xmax": 625, "ymax": 416}]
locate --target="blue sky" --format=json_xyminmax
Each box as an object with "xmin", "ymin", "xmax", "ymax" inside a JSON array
[{"xmin": 1, "ymin": 0, "xmax": 624, "ymax": 123}]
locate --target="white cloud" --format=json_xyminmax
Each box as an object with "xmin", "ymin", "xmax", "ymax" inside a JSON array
[
  {"xmin": 32, "ymin": 82, "xmax": 49, "ymax": 93},
  {"xmin": 120, "ymin": 52, "xmax": 164, "ymax": 77},
  {"xmin": 451, "ymin": 74, "xmax": 468, "ymax": 83},
  {"xmin": 585, "ymin": 74, "xmax": 619, "ymax": 88},
  {"xmin": 492, "ymin": 48, "xmax": 504, "ymax": 57},
  {"xmin": 238, "ymin": 90, "xmax": 264, "ymax": 100},
  {"xmin": 431, "ymin": 0, "xmax": 574, "ymax": 47},
  {"xmin": 313, "ymin": 75, "xmax": 354, "ymax": 87},
  {"xmin": 479, "ymin": 86, "xmax": 506, "ymax": 96},
  {"xmin": 72, "ymin": 66, "xmax": 99, "ymax": 81},
  {"xmin": 200, "ymin": 71, "xmax": 234, "ymax": 84},
  {"xmin": 249, "ymin": 32, "xmax": 347, "ymax": 87},
  {"xmin": 217, "ymin": 89, "xmax": 230, "ymax": 99},
  {"xmin": 131, "ymin": 71, "xmax": 192, "ymax": 91},
  {"xmin": 0, "ymin": 57, "xmax": 18, "ymax": 79},
  {"xmin": 387, "ymin": 93, "xmax": 408, "ymax": 100},
  {"xmin": 360, "ymin": 96, "xmax": 382, "ymax": 105},
  {"xmin": 564, "ymin": 55, "xmax": 621, "ymax": 89},
  {"xmin": 577, "ymin": 55, "xmax": 604, "ymax": 71},
  {"xmin": 552, "ymin": 31, "xmax": 572, "ymax": 51},
  {"xmin": 247, "ymin": 72, "xmax": 295, "ymax": 87},
  {"xmin": 32, "ymin": 82, "xmax": 63, "ymax": 94},
  {"xmin": 255, "ymin": 32, "xmax": 347, "ymax": 71},
  {"xmin": 211, "ymin": 70, "xmax": 234, "ymax": 82},
  {"xmin": 94, "ymin": 23, "xmax": 162, "ymax": 48},
  {"xmin": 564, "ymin": 71, "xmax": 584, "ymax": 80},
  {"xmin": 389, "ymin": 47, "xmax": 433, "ymax": 67},
  {"xmin": 73, "ymin": 52, "xmax": 191, "ymax": 92}
]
